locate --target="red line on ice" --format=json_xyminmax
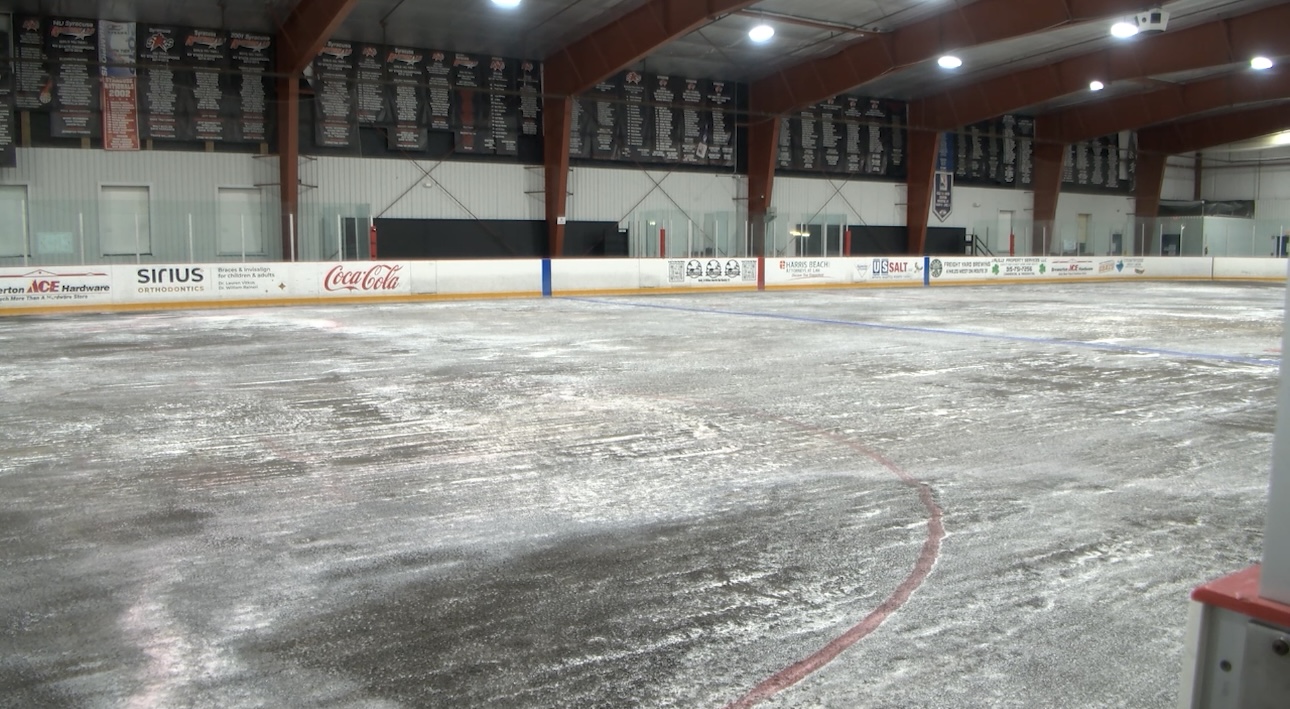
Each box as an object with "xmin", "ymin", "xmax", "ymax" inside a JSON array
[{"xmin": 722, "ymin": 431, "xmax": 945, "ymax": 709}]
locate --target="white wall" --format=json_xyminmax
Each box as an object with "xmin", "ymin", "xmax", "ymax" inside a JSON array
[
  {"xmin": 1050, "ymin": 192, "xmax": 1137, "ymax": 257},
  {"xmin": 1196, "ymin": 148, "xmax": 1290, "ymax": 230},
  {"xmin": 305, "ymin": 157, "xmax": 539, "ymax": 222},
  {"xmin": 1204, "ymin": 216, "xmax": 1266, "ymax": 257},
  {"xmin": 0, "ymin": 147, "xmax": 274, "ymax": 266},
  {"xmin": 1163, "ymin": 155, "xmax": 1196, "ymax": 201},
  {"xmin": 934, "ymin": 185, "xmax": 1031, "ymax": 254},
  {"xmin": 568, "ymin": 166, "xmax": 744, "ymax": 257},
  {"xmin": 296, "ymin": 157, "xmax": 540, "ymax": 260}
]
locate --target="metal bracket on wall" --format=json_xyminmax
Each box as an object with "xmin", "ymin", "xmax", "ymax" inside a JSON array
[
  {"xmin": 253, "ymin": 182, "xmax": 318, "ymax": 191},
  {"xmin": 523, "ymin": 167, "xmax": 573, "ymax": 193}
]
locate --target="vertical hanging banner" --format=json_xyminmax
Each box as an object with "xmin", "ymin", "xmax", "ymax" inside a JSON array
[
  {"xmin": 182, "ymin": 28, "xmax": 229, "ymax": 142},
  {"xmin": 47, "ymin": 17, "xmax": 98, "ymax": 138},
  {"xmin": 451, "ymin": 52, "xmax": 481, "ymax": 153},
  {"xmin": 678, "ymin": 78, "xmax": 704, "ymax": 163},
  {"xmin": 862, "ymin": 99, "xmax": 888, "ymax": 176},
  {"xmin": 795, "ymin": 104, "xmax": 819, "ymax": 170},
  {"xmin": 706, "ymin": 80, "xmax": 734, "ymax": 167},
  {"xmin": 14, "ymin": 16, "xmax": 50, "ymax": 111},
  {"xmin": 517, "ymin": 59, "xmax": 540, "ymax": 137},
  {"xmin": 934, "ymin": 133, "xmax": 954, "ymax": 223},
  {"xmin": 818, "ymin": 96, "xmax": 842, "ymax": 170},
  {"xmin": 485, "ymin": 56, "xmax": 516, "ymax": 155},
  {"xmin": 622, "ymin": 70, "xmax": 649, "ymax": 161},
  {"xmin": 651, "ymin": 75, "xmax": 678, "ymax": 162},
  {"xmin": 588, "ymin": 77, "xmax": 619, "ymax": 159},
  {"xmin": 0, "ymin": 15, "xmax": 17, "ymax": 167},
  {"xmin": 229, "ymin": 31, "xmax": 271, "ymax": 143},
  {"xmin": 385, "ymin": 46, "xmax": 427, "ymax": 151},
  {"xmin": 313, "ymin": 40, "xmax": 356, "ymax": 149},
  {"xmin": 99, "ymin": 20, "xmax": 139, "ymax": 151},
  {"xmin": 354, "ymin": 44, "xmax": 383, "ymax": 126},
  {"xmin": 934, "ymin": 171, "xmax": 953, "ymax": 222},
  {"xmin": 425, "ymin": 50, "xmax": 451, "ymax": 131},
  {"xmin": 138, "ymin": 25, "xmax": 180, "ymax": 140},
  {"xmin": 1016, "ymin": 117, "xmax": 1035, "ymax": 188}
]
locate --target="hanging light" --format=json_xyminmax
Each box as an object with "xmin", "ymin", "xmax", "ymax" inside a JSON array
[
  {"xmin": 938, "ymin": 55, "xmax": 962, "ymax": 69},
  {"xmin": 1251, "ymin": 56, "xmax": 1275, "ymax": 70},
  {"xmin": 1110, "ymin": 18, "xmax": 1139, "ymax": 38},
  {"xmin": 1089, "ymin": 80, "xmax": 1105, "ymax": 91},
  {"xmin": 749, "ymin": 24, "xmax": 775, "ymax": 43}
]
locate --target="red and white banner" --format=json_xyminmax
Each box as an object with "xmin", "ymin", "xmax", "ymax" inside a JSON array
[
  {"xmin": 99, "ymin": 20, "xmax": 139, "ymax": 151},
  {"xmin": 318, "ymin": 262, "xmax": 411, "ymax": 297}
]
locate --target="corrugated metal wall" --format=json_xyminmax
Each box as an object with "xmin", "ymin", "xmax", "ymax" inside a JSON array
[
  {"xmin": 769, "ymin": 176, "xmax": 904, "ymax": 256},
  {"xmin": 1163, "ymin": 155, "xmax": 1197, "ymax": 201},
  {"xmin": 296, "ymin": 158, "xmax": 539, "ymax": 261},
  {"xmin": 567, "ymin": 167, "xmax": 745, "ymax": 257},
  {"xmin": 0, "ymin": 147, "xmax": 1201, "ymax": 266},
  {"xmin": 0, "ymin": 148, "xmax": 276, "ymax": 267}
]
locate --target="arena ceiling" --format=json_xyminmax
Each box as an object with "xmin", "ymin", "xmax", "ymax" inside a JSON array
[{"xmin": 9, "ymin": 0, "xmax": 1290, "ymax": 151}]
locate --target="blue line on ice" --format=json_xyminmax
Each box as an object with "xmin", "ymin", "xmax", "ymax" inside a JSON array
[{"xmin": 568, "ymin": 297, "xmax": 1281, "ymax": 368}]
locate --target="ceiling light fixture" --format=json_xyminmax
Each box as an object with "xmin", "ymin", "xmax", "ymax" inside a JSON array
[
  {"xmin": 1252, "ymin": 56, "xmax": 1275, "ymax": 71},
  {"xmin": 491, "ymin": 0, "xmax": 521, "ymax": 7},
  {"xmin": 1110, "ymin": 19, "xmax": 1139, "ymax": 39},
  {"xmin": 1274, "ymin": 131, "xmax": 1290, "ymax": 146},
  {"xmin": 748, "ymin": 24, "xmax": 775, "ymax": 43},
  {"xmin": 1089, "ymin": 80, "xmax": 1105, "ymax": 91},
  {"xmin": 938, "ymin": 55, "xmax": 962, "ymax": 69}
]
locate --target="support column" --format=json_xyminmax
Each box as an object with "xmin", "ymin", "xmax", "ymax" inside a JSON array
[
  {"xmin": 905, "ymin": 128, "xmax": 939, "ymax": 255},
  {"xmin": 543, "ymin": 95, "xmax": 572, "ymax": 258},
  {"xmin": 1135, "ymin": 151, "xmax": 1168, "ymax": 220},
  {"xmin": 1031, "ymin": 141, "xmax": 1066, "ymax": 255},
  {"xmin": 278, "ymin": 76, "xmax": 299, "ymax": 261},
  {"xmin": 1193, "ymin": 152, "xmax": 1203, "ymax": 201},
  {"xmin": 746, "ymin": 116, "xmax": 779, "ymax": 257}
]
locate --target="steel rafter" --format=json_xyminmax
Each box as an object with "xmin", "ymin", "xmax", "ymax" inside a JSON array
[
  {"xmin": 1040, "ymin": 69, "xmax": 1290, "ymax": 145},
  {"xmin": 544, "ymin": 0, "xmax": 759, "ymax": 97},
  {"xmin": 749, "ymin": 0, "xmax": 1150, "ymax": 118},
  {"xmin": 1138, "ymin": 102, "xmax": 1290, "ymax": 156},
  {"xmin": 911, "ymin": 3, "xmax": 1290, "ymax": 131},
  {"xmin": 747, "ymin": 0, "xmax": 1147, "ymax": 254},
  {"xmin": 275, "ymin": 0, "xmax": 360, "ymax": 75}
]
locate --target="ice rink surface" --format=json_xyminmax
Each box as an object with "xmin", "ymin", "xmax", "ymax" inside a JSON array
[{"xmin": 0, "ymin": 282, "xmax": 1282, "ymax": 708}]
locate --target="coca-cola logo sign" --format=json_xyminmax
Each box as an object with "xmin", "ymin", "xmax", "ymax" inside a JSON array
[{"xmin": 324, "ymin": 264, "xmax": 403, "ymax": 292}]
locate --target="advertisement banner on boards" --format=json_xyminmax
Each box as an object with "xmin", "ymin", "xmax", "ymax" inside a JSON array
[
  {"xmin": 214, "ymin": 264, "xmax": 288, "ymax": 296},
  {"xmin": 768, "ymin": 259, "xmax": 848, "ymax": 286},
  {"xmin": 859, "ymin": 257, "xmax": 923, "ymax": 284},
  {"xmin": 667, "ymin": 258, "xmax": 757, "ymax": 286},
  {"xmin": 927, "ymin": 257, "xmax": 993, "ymax": 281},
  {"xmin": 1049, "ymin": 257, "xmax": 1100, "ymax": 277},
  {"xmin": 317, "ymin": 262, "xmax": 412, "ymax": 297},
  {"xmin": 116, "ymin": 264, "xmax": 213, "ymax": 302},
  {"xmin": 0, "ymin": 267, "xmax": 113, "ymax": 307},
  {"xmin": 988, "ymin": 257, "xmax": 1048, "ymax": 278}
]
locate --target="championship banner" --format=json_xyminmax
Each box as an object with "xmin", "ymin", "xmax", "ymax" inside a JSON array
[
  {"xmin": 99, "ymin": 20, "xmax": 139, "ymax": 151},
  {"xmin": 0, "ymin": 16, "xmax": 16, "ymax": 167},
  {"xmin": 47, "ymin": 17, "xmax": 98, "ymax": 138},
  {"xmin": 933, "ymin": 171, "xmax": 952, "ymax": 222}
]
